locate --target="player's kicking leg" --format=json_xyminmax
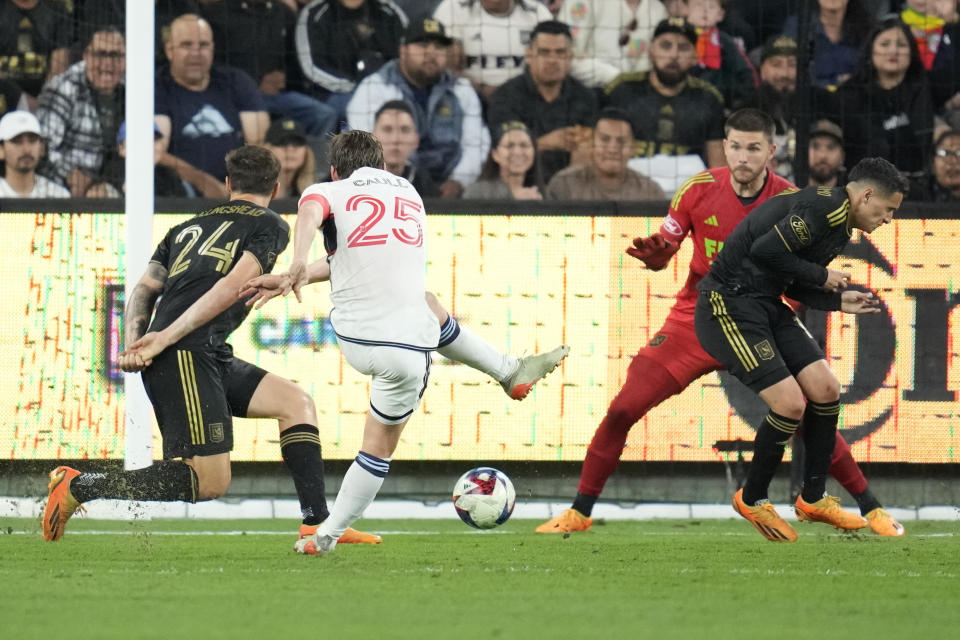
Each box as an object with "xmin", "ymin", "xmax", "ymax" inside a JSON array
[
  {"xmin": 243, "ymin": 370, "xmax": 382, "ymax": 547},
  {"xmin": 426, "ymin": 292, "xmax": 569, "ymax": 400}
]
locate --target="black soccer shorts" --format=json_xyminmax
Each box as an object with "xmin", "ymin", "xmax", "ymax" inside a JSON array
[
  {"xmin": 693, "ymin": 291, "xmax": 825, "ymax": 393},
  {"xmin": 142, "ymin": 347, "xmax": 268, "ymax": 459}
]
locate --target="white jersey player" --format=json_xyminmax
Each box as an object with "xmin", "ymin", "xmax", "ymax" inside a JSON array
[{"xmin": 243, "ymin": 130, "xmax": 569, "ymax": 557}]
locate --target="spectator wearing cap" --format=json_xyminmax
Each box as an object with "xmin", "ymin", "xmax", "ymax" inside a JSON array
[
  {"xmin": 605, "ymin": 17, "xmax": 725, "ymax": 195},
  {"xmin": 735, "ymin": 35, "xmax": 836, "ymax": 182},
  {"xmin": 102, "ymin": 121, "xmax": 189, "ymax": 197},
  {"xmin": 347, "ymin": 18, "xmax": 490, "ymax": 198},
  {"xmin": 557, "ymin": 0, "xmax": 667, "ymax": 89},
  {"xmin": 155, "ymin": 14, "xmax": 269, "ymax": 198},
  {"xmin": 0, "ymin": 0, "xmax": 70, "ymax": 103},
  {"xmin": 487, "ymin": 20, "xmax": 598, "ymax": 184},
  {"xmin": 264, "ymin": 118, "xmax": 316, "ymax": 199},
  {"xmin": 908, "ymin": 128, "xmax": 960, "ymax": 202},
  {"xmin": 202, "ymin": 0, "xmax": 338, "ymax": 138},
  {"xmin": 295, "ymin": 0, "xmax": 408, "ymax": 120},
  {"xmin": 546, "ymin": 106, "xmax": 664, "ymax": 201},
  {"xmin": 372, "ymin": 99, "xmax": 440, "ymax": 197},
  {"xmin": 0, "ymin": 110, "xmax": 69, "ymax": 197},
  {"xmin": 432, "ymin": 0, "xmax": 553, "ymax": 100},
  {"xmin": 36, "ymin": 27, "xmax": 126, "ymax": 197},
  {"xmin": 464, "ymin": 120, "xmax": 543, "ymax": 199},
  {"xmin": 808, "ymin": 119, "xmax": 846, "ymax": 187}
]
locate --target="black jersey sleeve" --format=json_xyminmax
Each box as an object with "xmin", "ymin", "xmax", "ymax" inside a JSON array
[
  {"xmin": 749, "ymin": 199, "xmax": 829, "ymax": 287},
  {"xmin": 243, "ymin": 215, "xmax": 290, "ymax": 275},
  {"xmin": 784, "ymin": 283, "xmax": 842, "ymax": 311},
  {"xmin": 149, "ymin": 230, "xmax": 172, "ymax": 268}
]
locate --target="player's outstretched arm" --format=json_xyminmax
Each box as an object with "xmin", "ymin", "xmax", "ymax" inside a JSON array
[
  {"xmin": 625, "ymin": 233, "xmax": 680, "ymax": 270},
  {"xmin": 840, "ymin": 290, "xmax": 881, "ymax": 314},
  {"xmin": 240, "ymin": 259, "xmax": 330, "ymax": 309},
  {"xmin": 124, "ymin": 253, "xmax": 263, "ymax": 367},
  {"xmin": 290, "ymin": 199, "xmax": 327, "ymax": 301}
]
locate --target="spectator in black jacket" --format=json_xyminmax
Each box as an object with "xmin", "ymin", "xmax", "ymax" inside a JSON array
[
  {"xmin": 836, "ymin": 17, "xmax": 934, "ymax": 176},
  {"xmin": 295, "ymin": 0, "xmax": 407, "ymax": 120},
  {"xmin": 486, "ymin": 20, "xmax": 597, "ymax": 184}
]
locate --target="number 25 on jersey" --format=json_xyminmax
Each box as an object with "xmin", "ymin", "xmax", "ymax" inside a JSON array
[{"xmin": 346, "ymin": 195, "xmax": 423, "ymax": 249}]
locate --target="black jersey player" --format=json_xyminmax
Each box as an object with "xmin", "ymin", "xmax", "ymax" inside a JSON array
[
  {"xmin": 694, "ymin": 157, "xmax": 908, "ymax": 542},
  {"xmin": 43, "ymin": 145, "xmax": 380, "ymax": 548}
]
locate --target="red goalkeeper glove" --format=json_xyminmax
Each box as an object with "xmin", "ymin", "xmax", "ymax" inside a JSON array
[{"xmin": 625, "ymin": 233, "xmax": 679, "ymax": 270}]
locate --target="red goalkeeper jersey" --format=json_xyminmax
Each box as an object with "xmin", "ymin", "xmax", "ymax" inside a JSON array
[{"xmin": 658, "ymin": 167, "xmax": 797, "ymax": 325}]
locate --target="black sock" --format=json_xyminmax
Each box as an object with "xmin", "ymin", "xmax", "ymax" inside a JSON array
[
  {"xmin": 742, "ymin": 411, "xmax": 800, "ymax": 505},
  {"xmin": 70, "ymin": 461, "xmax": 198, "ymax": 504},
  {"xmin": 853, "ymin": 487, "xmax": 882, "ymax": 515},
  {"xmin": 280, "ymin": 424, "xmax": 329, "ymax": 526},
  {"xmin": 800, "ymin": 400, "xmax": 840, "ymax": 503},
  {"xmin": 571, "ymin": 492, "xmax": 598, "ymax": 518}
]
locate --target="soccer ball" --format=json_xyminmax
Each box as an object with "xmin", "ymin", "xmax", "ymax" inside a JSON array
[{"xmin": 452, "ymin": 467, "xmax": 516, "ymax": 529}]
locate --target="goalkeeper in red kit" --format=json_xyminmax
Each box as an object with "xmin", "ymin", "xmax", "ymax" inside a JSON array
[{"xmin": 536, "ymin": 109, "xmax": 904, "ymax": 536}]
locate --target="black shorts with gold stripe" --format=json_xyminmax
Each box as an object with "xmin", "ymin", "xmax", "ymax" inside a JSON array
[
  {"xmin": 141, "ymin": 347, "xmax": 268, "ymax": 459},
  {"xmin": 693, "ymin": 291, "xmax": 824, "ymax": 393}
]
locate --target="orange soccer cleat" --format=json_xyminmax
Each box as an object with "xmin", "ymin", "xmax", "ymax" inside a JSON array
[
  {"xmin": 732, "ymin": 489, "xmax": 797, "ymax": 542},
  {"xmin": 865, "ymin": 508, "xmax": 905, "ymax": 537},
  {"xmin": 794, "ymin": 494, "xmax": 868, "ymax": 530},
  {"xmin": 296, "ymin": 524, "xmax": 382, "ymax": 548},
  {"xmin": 42, "ymin": 466, "xmax": 85, "ymax": 541},
  {"xmin": 534, "ymin": 508, "xmax": 592, "ymax": 533}
]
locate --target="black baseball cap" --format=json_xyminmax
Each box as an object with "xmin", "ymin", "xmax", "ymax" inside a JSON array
[
  {"xmin": 265, "ymin": 118, "xmax": 307, "ymax": 146},
  {"xmin": 761, "ymin": 35, "xmax": 798, "ymax": 63},
  {"xmin": 403, "ymin": 18, "xmax": 453, "ymax": 46},
  {"xmin": 652, "ymin": 17, "xmax": 697, "ymax": 46}
]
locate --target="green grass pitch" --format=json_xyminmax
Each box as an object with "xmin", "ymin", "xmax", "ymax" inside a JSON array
[{"xmin": 1, "ymin": 517, "xmax": 957, "ymax": 639}]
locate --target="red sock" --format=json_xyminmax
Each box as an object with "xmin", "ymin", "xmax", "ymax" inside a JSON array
[
  {"xmin": 828, "ymin": 431, "xmax": 868, "ymax": 495},
  {"xmin": 577, "ymin": 356, "xmax": 682, "ymax": 496}
]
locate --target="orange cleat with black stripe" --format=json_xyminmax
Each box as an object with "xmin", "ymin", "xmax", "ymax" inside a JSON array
[
  {"xmin": 733, "ymin": 488, "xmax": 797, "ymax": 542},
  {"xmin": 43, "ymin": 466, "xmax": 85, "ymax": 541}
]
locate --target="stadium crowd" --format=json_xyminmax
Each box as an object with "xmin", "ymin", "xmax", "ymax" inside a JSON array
[{"xmin": 1, "ymin": 0, "xmax": 959, "ymax": 203}]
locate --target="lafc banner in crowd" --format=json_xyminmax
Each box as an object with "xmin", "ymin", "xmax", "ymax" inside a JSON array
[{"xmin": 2, "ymin": 212, "xmax": 957, "ymax": 462}]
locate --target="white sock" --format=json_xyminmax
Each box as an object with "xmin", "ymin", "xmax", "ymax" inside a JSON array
[
  {"xmin": 437, "ymin": 316, "xmax": 517, "ymax": 382},
  {"xmin": 319, "ymin": 451, "xmax": 388, "ymax": 538}
]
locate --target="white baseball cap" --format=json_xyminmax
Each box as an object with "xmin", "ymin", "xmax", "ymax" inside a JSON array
[{"xmin": 0, "ymin": 110, "xmax": 41, "ymax": 141}]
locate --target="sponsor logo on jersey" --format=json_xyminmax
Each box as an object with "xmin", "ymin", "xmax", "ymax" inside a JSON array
[
  {"xmin": 570, "ymin": 2, "xmax": 587, "ymax": 20},
  {"xmin": 704, "ymin": 215, "xmax": 718, "ymax": 226},
  {"xmin": 789, "ymin": 215, "xmax": 810, "ymax": 245},
  {"xmin": 754, "ymin": 339, "xmax": 775, "ymax": 361}
]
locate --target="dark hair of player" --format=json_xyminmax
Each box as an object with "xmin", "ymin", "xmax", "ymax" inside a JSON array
[
  {"xmin": 724, "ymin": 108, "xmax": 776, "ymax": 143},
  {"xmin": 375, "ymin": 100, "xmax": 416, "ymax": 124},
  {"xmin": 593, "ymin": 106, "xmax": 633, "ymax": 129},
  {"xmin": 328, "ymin": 129, "xmax": 385, "ymax": 178},
  {"xmin": 530, "ymin": 20, "xmax": 573, "ymax": 42},
  {"xmin": 225, "ymin": 144, "xmax": 280, "ymax": 196},
  {"xmin": 847, "ymin": 157, "xmax": 910, "ymax": 197}
]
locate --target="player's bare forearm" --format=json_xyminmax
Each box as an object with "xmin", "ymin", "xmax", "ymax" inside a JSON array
[
  {"xmin": 306, "ymin": 258, "xmax": 330, "ymax": 284},
  {"xmin": 158, "ymin": 253, "xmax": 263, "ymax": 347},
  {"xmin": 292, "ymin": 202, "xmax": 323, "ymax": 266},
  {"xmin": 123, "ymin": 262, "xmax": 167, "ymax": 348}
]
